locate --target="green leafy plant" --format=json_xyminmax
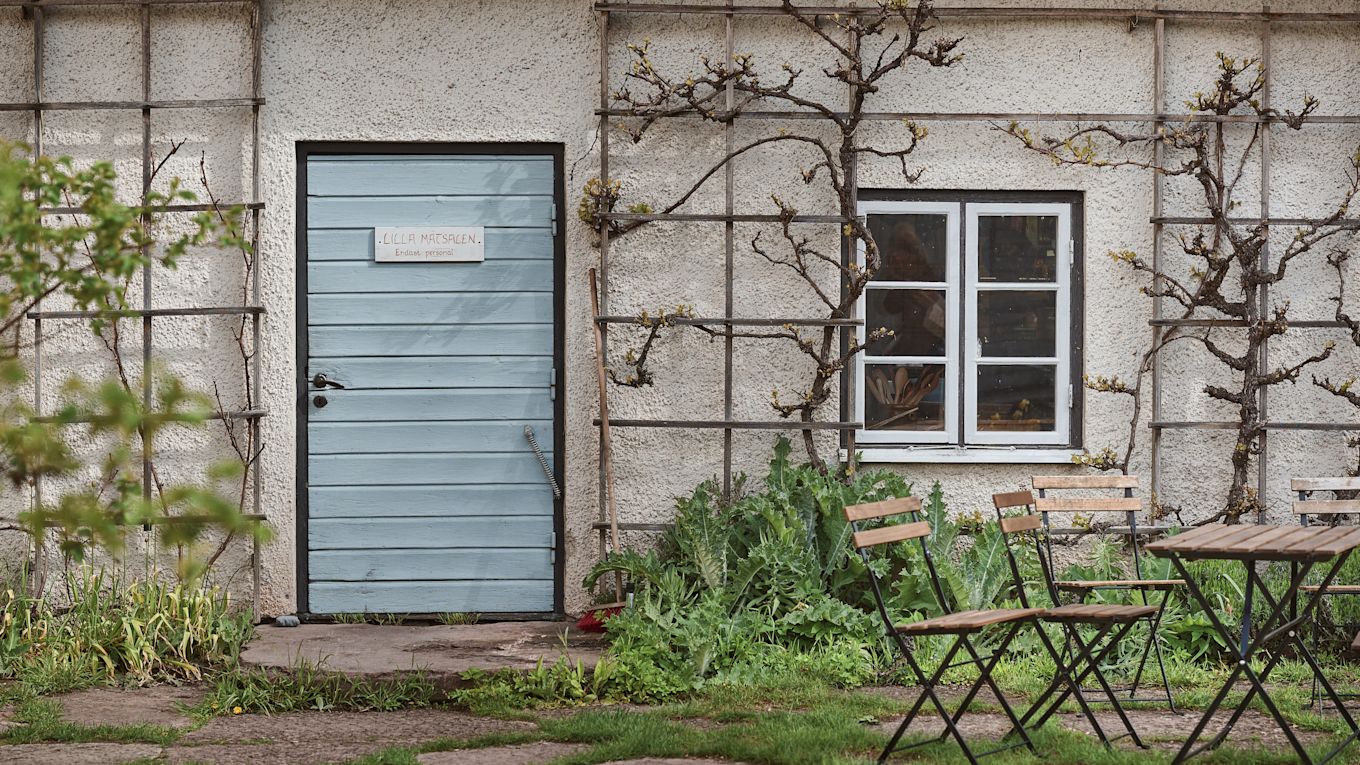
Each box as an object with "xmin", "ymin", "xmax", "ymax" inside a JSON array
[
  {"xmin": 0, "ymin": 569, "xmax": 250, "ymax": 690},
  {"xmin": 201, "ymin": 658, "xmax": 437, "ymax": 716}
]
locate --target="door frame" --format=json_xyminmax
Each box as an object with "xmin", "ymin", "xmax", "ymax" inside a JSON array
[{"xmin": 294, "ymin": 141, "xmax": 567, "ymax": 619}]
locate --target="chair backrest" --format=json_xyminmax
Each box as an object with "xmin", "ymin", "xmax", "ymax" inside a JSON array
[
  {"xmin": 993, "ymin": 490, "xmax": 1061, "ymax": 608},
  {"xmin": 843, "ymin": 495, "xmax": 952, "ymax": 631},
  {"xmin": 1032, "ymin": 474, "xmax": 1151, "ymax": 578},
  {"xmin": 1293, "ymin": 477, "xmax": 1360, "ymax": 524},
  {"xmin": 845, "ymin": 497, "xmax": 931, "ymax": 549}
]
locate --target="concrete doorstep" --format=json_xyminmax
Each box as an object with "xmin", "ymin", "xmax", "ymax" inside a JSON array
[{"xmin": 240, "ymin": 621, "xmax": 606, "ymax": 684}]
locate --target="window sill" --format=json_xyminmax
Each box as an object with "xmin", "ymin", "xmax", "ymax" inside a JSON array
[{"xmin": 845, "ymin": 447, "xmax": 1082, "ymax": 465}]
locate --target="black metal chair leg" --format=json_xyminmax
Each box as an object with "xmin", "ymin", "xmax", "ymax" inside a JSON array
[
  {"xmin": 1027, "ymin": 622, "xmax": 1126, "ymax": 744},
  {"xmin": 884, "ymin": 637, "xmax": 976, "ymax": 764},
  {"xmin": 1293, "ymin": 628, "xmax": 1360, "ymax": 737},
  {"xmin": 1068, "ymin": 620, "xmax": 1148, "ymax": 748},
  {"xmin": 1149, "ymin": 596, "xmax": 1179, "ymax": 713},
  {"xmin": 1021, "ymin": 621, "xmax": 1113, "ymax": 746},
  {"xmin": 1311, "ymin": 598, "xmax": 1323, "ymax": 711},
  {"xmin": 953, "ymin": 625, "xmax": 1036, "ymax": 754}
]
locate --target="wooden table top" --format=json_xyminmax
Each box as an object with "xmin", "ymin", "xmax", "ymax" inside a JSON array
[{"xmin": 1145, "ymin": 523, "xmax": 1360, "ymax": 562}]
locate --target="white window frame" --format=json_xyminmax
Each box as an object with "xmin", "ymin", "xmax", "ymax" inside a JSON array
[
  {"xmin": 852, "ymin": 199, "xmax": 1076, "ymax": 457},
  {"xmin": 964, "ymin": 202, "xmax": 1071, "ymax": 446},
  {"xmin": 854, "ymin": 200, "xmax": 960, "ymax": 445}
]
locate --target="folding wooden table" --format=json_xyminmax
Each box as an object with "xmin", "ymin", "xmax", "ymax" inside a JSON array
[{"xmin": 1146, "ymin": 523, "xmax": 1360, "ymax": 764}]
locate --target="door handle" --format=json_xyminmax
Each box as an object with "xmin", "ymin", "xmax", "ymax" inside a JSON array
[
  {"xmin": 523, "ymin": 425, "xmax": 561, "ymax": 500},
  {"xmin": 311, "ymin": 373, "xmax": 346, "ymax": 390}
]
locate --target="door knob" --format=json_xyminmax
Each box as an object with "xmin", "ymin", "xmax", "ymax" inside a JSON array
[{"xmin": 313, "ymin": 395, "xmax": 328, "ymax": 408}]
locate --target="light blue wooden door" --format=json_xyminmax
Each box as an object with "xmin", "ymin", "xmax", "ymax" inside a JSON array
[{"xmin": 303, "ymin": 152, "xmax": 557, "ymax": 615}]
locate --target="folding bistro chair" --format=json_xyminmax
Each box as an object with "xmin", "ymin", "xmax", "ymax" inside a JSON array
[
  {"xmin": 993, "ymin": 490, "xmax": 1154, "ymax": 750},
  {"xmin": 1033, "ymin": 475, "xmax": 1181, "ymax": 710},
  {"xmin": 1293, "ymin": 476, "xmax": 1360, "ymax": 708},
  {"xmin": 844, "ymin": 496, "xmax": 1042, "ymax": 764}
]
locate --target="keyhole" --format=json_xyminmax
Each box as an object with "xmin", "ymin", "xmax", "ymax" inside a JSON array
[{"xmin": 313, "ymin": 395, "xmax": 328, "ymax": 408}]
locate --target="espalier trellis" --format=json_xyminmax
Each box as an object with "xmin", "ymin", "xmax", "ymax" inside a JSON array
[
  {"xmin": 1001, "ymin": 51, "xmax": 1360, "ymax": 524},
  {"xmin": 583, "ymin": 0, "xmax": 962, "ymax": 487},
  {"xmin": 583, "ymin": 1, "xmax": 1360, "ymax": 543},
  {"xmin": 3, "ymin": 0, "xmax": 267, "ymax": 605}
]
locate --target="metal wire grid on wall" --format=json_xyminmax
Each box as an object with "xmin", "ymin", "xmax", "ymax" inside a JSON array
[
  {"xmin": 591, "ymin": 2, "xmax": 1360, "ymax": 544},
  {"xmin": 2, "ymin": 0, "xmax": 266, "ymax": 609}
]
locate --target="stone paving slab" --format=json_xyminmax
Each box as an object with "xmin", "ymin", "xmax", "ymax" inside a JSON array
[
  {"xmin": 872, "ymin": 707, "xmax": 1329, "ymax": 751},
  {"xmin": 181, "ymin": 707, "xmax": 535, "ymax": 745},
  {"xmin": 241, "ymin": 622, "xmax": 604, "ymax": 683},
  {"xmin": 162, "ymin": 741, "xmax": 420, "ymax": 765},
  {"xmin": 602, "ymin": 760, "xmax": 752, "ymax": 764},
  {"xmin": 163, "ymin": 708, "xmax": 540, "ymax": 765},
  {"xmin": 54, "ymin": 684, "xmax": 203, "ymax": 729},
  {"xmin": 0, "ymin": 742, "xmax": 161, "ymax": 764},
  {"xmin": 418, "ymin": 742, "xmax": 591, "ymax": 765}
]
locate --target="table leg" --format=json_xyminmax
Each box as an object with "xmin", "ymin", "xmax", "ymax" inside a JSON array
[
  {"xmin": 1168, "ymin": 549, "xmax": 1360, "ymax": 765},
  {"xmin": 1217, "ymin": 554, "xmax": 1360, "ymax": 745},
  {"xmin": 1167, "ymin": 555, "xmax": 1314, "ymax": 764}
]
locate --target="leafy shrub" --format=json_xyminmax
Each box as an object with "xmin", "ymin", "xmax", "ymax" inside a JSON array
[
  {"xmin": 585, "ymin": 438, "xmax": 989, "ymax": 699},
  {"xmin": 579, "ymin": 439, "xmax": 1326, "ymax": 703}
]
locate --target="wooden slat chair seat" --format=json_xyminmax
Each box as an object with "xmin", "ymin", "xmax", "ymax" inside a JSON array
[
  {"xmin": 1292, "ymin": 477, "xmax": 1360, "ymax": 707},
  {"xmin": 1302, "ymin": 584, "xmax": 1360, "ymax": 594},
  {"xmin": 993, "ymin": 490, "xmax": 1149, "ymax": 749},
  {"xmin": 1042, "ymin": 603, "xmax": 1159, "ymax": 623},
  {"xmin": 1031, "ymin": 474, "xmax": 1179, "ymax": 710},
  {"xmin": 843, "ymin": 495, "xmax": 1040, "ymax": 764},
  {"xmin": 896, "ymin": 608, "xmax": 1042, "ymax": 636},
  {"xmin": 1055, "ymin": 579, "xmax": 1183, "ymax": 591}
]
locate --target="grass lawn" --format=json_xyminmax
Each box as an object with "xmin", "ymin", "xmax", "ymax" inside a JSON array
[
  {"xmin": 5, "ymin": 638, "xmax": 1360, "ymax": 764},
  {"xmin": 339, "ymin": 661, "xmax": 1360, "ymax": 765}
]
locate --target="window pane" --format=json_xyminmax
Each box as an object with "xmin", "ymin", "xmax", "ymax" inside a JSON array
[
  {"xmin": 977, "ymin": 215, "xmax": 1059, "ymax": 282},
  {"xmin": 866, "ymin": 363, "xmax": 947, "ymax": 432},
  {"xmin": 866, "ymin": 289, "xmax": 947, "ymax": 357},
  {"xmin": 978, "ymin": 291, "xmax": 1057, "ymax": 357},
  {"xmin": 976, "ymin": 365, "xmax": 1057, "ymax": 432},
  {"xmin": 868, "ymin": 213, "xmax": 947, "ymax": 282}
]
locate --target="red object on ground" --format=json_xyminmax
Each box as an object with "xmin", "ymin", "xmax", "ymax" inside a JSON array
[{"xmin": 575, "ymin": 606, "xmax": 623, "ymax": 633}]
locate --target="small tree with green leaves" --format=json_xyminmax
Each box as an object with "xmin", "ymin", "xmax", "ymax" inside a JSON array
[{"xmin": 0, "ymin": 140, "xmax": 269, "ymax": 585}]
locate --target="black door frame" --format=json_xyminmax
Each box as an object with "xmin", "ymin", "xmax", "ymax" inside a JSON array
[{"xmin": 294, "ymin": 141, "xmax": 567, "ymax": 618}]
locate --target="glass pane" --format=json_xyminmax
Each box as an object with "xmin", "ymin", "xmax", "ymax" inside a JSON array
[
  {"xmin": 978, "ymin": 291, "xmax": 1057, "ymax": 357},
  {"xmin": 866, "ymin": 363, "xmax": 947, "ymax": 432},
  {"xmin": 976, "ymin": 365, "xmax": 1058, "ymax": 432},
  {"xmin": 977, "ymin": 215, "xmax": 1059, "ymax": 282},
  {"xmin": 866, "ymin": 289, "xmax": 947, "ymax": 357},
  {"xmin": 868, "ymin": 213, "xmax": 947, "ymax": 282}
]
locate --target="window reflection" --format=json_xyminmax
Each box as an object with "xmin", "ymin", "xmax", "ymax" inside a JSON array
[
  {"xmin": 976, "ymin": 365, "xmax": 1057, "ymax": 432},
  {"xmin": 867, "ymin": 289, "xmax": 947, "ymax": 356},
  {"xmin": 869, "ymin": 214, "xmax": 947, "ymax": 282},
  {"xmin": 978, "ymin": 215, "xmax": 1058, "ymax": 282},
  {"xmin": 978, "ymin": 291, "xmax": 1057, "ymax": 357}
]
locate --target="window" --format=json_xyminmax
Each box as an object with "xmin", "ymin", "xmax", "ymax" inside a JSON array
[{"xmin": 853, "ymin": 195, "xmax": 1081, "ymax": 459}]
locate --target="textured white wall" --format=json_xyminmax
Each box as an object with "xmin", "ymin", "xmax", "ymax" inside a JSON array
[{"xmin": 2, "ymin": 0, "xmax": 1358, "ymax": 616}]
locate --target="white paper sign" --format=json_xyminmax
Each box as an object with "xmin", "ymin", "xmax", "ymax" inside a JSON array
[{"xmin": 373, "ymin": 227, "xmax": 485, "ymax": 263}]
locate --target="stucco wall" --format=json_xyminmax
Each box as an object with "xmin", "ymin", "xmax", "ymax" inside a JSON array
[{"xmin": 3, "ymin": 0, "xmax": 1358, "ymax": 616}]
